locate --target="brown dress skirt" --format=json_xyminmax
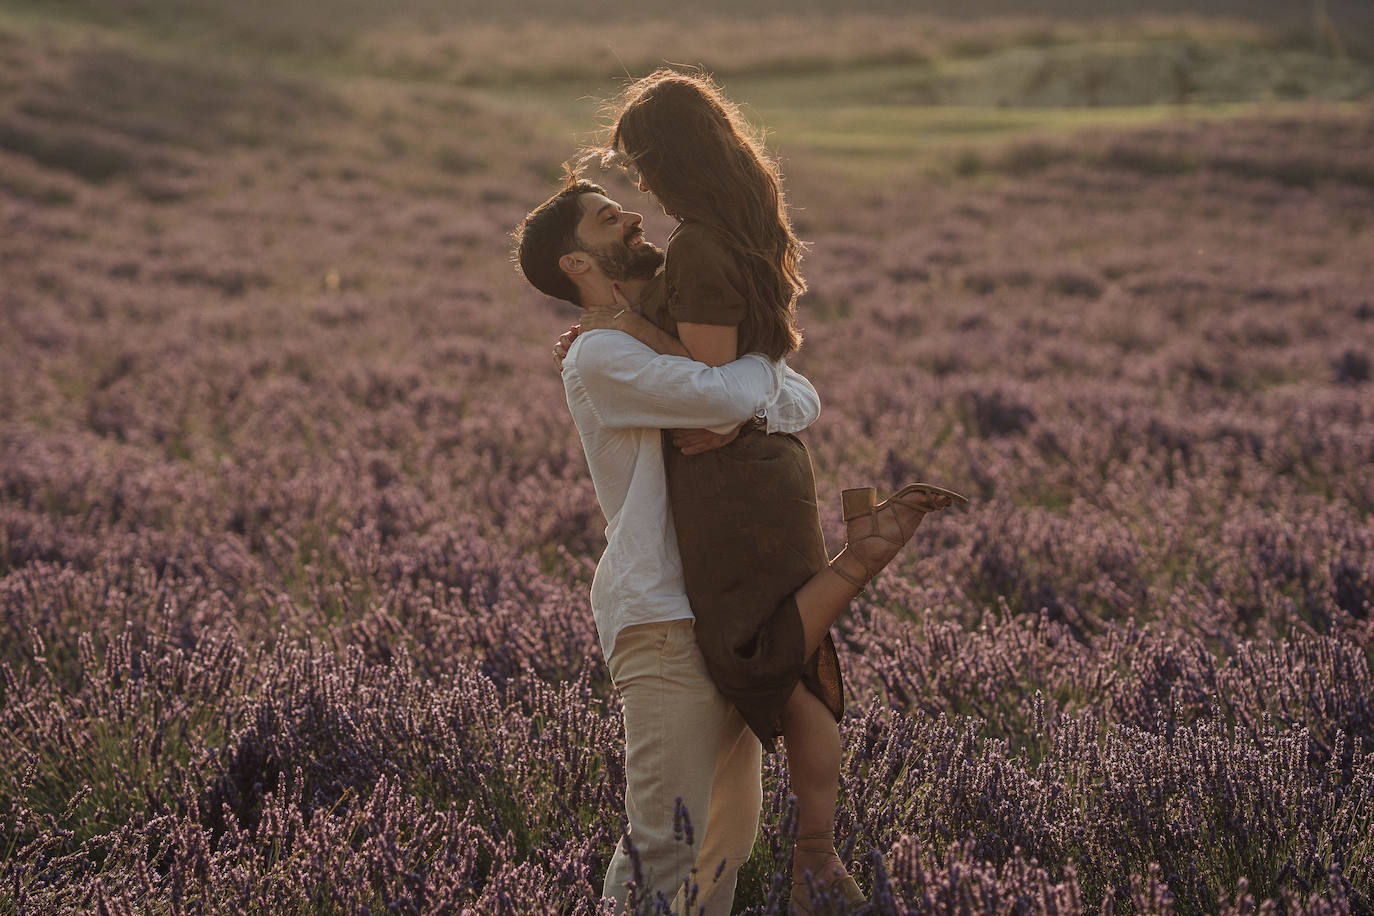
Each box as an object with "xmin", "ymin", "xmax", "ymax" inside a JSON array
[{"xmin": 663, "ymin": 424, "xmax": 845, "ymax": 749}]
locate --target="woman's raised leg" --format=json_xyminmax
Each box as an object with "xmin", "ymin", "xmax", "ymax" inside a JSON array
[
  {"xmin": 780, "ymin": 484, "xmax": 965, "ymax": 912},
  {"xmin": 792, "ymin": 484, "xmax": 964, "ymax": 657}
]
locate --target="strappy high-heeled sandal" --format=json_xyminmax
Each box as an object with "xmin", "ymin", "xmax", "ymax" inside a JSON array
[
  {"xmin": 828, "ymin": 483, "xmax": 969, "ymax": 590},
  {"xmin": 790, "ymin": 832, "xmax": 866, "ymax": 915}
]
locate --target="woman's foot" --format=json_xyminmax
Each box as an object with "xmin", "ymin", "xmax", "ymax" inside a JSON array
[
  {"xmin": 790, "ymin": 835, "xmax": 864, "ymax": 914},
  {"xmin": 828, "ymin": 483, "xmax": 968, "ymax": 590}
]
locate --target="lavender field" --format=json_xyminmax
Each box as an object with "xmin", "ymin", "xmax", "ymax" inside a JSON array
[{"xmin": 2, "ymin": 4, "xmax": 1373, "ymax": 914}]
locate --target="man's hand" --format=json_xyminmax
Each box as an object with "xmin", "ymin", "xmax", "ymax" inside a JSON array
[
  {"xmin": 553, "ymin": 323, "xmax": 580, "ymax": 369},
  {"xmin": 671, "ymin": 423, "xmax": 743, "ymax": 456}
]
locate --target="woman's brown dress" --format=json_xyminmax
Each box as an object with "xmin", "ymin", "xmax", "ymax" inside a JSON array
[{"xmin": 640, "ymin": 221, "xmax": 844, "ymax": 749}]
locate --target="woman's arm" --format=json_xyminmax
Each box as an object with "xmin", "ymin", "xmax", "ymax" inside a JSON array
[
  {"xmin": 579, "ymin": 308, "xmax": 691, "ymax": 358},
  {"xmin": 581, "ymin": 282, "xmax": 746, "ymax": 450},
  {"xmin": 579, "ymin": 314, "xmax": 739, "ymax": 367},
  {"xmin": 676, "ymin": 322, "xmax": 739, "ymax": 368}
]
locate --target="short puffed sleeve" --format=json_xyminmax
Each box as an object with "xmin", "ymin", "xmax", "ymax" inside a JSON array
[{"xmin": 664, "ymin": 223, "xmax": 749, "ymax": 328}]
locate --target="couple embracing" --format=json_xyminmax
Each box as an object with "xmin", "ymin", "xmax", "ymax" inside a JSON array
[{"xmin": 514, "ymin": 70, "xmax": 965, "ymax": 915}]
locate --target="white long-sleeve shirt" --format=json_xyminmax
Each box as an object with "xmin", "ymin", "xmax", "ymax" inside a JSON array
[{"xmin": 562, "ymin": 328, "xmax": 821, "ymax": 660}]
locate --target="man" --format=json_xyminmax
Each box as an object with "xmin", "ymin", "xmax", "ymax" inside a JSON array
[{"xmin": 514, "ymin": 176, "xmax": 821, "ymax": 915}]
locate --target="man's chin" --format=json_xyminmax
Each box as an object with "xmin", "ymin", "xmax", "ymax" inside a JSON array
[
  {"xmin": 624, "ymin": 263, "xmax": 663, "ymax": 282},
  {"xmin": 591, "ymin": 242, "xmax": 665, "ymax": 283},
  {"xmin": 630, "ymin": 249, "xmax": 665, "ymax": 278}
]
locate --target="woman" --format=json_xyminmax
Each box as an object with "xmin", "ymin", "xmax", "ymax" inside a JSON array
[{"xmin": 578, "ymin": 70, "xmax": 965, "ymax": 914}]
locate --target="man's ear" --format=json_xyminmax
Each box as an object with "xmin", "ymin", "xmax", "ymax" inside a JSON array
[{"xmin": 559, "ymin": 252, "xmax": 591, "ymax": 278}]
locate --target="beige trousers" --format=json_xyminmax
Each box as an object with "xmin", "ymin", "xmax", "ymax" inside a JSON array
[{"xmin": 603, "ymin": 619, "xmax": 763, "ymax": 916}]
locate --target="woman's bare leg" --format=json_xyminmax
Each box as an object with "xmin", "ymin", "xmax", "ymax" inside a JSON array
[
  {"xmin": 791, "ymin": 493, "xmax": 936, "ymax": 657},
  {"xmin": 780, "ymin": 491, "xmax": 955, "ymax": 908},
  {"xmin": 781, "ymin": 683, "xmax": 846, "ymax": 907},
  {"xmin": 791, "ymin": 569, "xmax": 862, "ymax": 659}
]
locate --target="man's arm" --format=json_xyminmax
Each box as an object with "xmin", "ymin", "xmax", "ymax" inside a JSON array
[
  {"xmin": 570, "ymin": 329, "xmax": 781, "ymax": 431},
  {"xmin": 764, "ymin": 364, "xmax": 821, "ymax": 435},
  {"xmin": 669, "ymin": 362, "xmax": 820, "ymax": 454}
]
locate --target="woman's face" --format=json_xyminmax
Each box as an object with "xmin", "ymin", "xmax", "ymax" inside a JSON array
[
  {"xmin": 627, "ymin": 164, "xmax": 649, "ymax": 195},
  {"xmin": 625, "ymin": 158, "xmax": 674, "ymax": 219},
  {"xmin": 621, "ymin": 159, "xmax": 650, "ymax": 195}
]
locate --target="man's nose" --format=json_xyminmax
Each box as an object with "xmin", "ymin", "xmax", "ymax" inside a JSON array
[{"xmin": 626, "ymin": 211, "xmax": 643, "ymax": 227}]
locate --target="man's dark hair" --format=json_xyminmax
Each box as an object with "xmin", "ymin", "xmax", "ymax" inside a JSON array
[{"xmin": 514, "ymin": 175, "xmax": 606, "ymax": 306}]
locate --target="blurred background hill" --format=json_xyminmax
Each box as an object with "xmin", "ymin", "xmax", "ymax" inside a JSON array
[
  {"xmin": 6, "ymin": 0, "xmax": 1374, "ymax": 32},
  {"xmin": 3, "ymin": 0, "xmax": 1371, "ymax": 76},
  {"xmin": 2, "ymin": 0, "xmax": 1370, "ymax": 187}
]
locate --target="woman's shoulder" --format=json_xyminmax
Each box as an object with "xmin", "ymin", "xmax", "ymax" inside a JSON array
[{"xmin": 666, "ymin": 221, "xmax": 739, "ymax": 268}]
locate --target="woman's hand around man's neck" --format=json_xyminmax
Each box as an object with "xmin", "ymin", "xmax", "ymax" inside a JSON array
[{"xmin": 583, "ymin": 278, "xmax": 648, "ymax": 314}]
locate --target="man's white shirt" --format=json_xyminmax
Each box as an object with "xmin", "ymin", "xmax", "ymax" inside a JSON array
[{"xmin": 561, "ymin": 328, "xmax": 821, "ymax": 660}]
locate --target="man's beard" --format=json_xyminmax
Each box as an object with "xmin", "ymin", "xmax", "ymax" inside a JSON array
[{"xmin": 587, "ymin": 231, "xmax": 664, "ymax": 282}]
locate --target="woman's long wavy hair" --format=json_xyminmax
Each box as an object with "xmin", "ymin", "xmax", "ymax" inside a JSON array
[{"xmin": 604, "ymin": 69, "xmax": 805, "ymax": 360}]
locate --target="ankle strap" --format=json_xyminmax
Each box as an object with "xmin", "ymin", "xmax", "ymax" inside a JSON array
[{"xmin": 794, "ymin": 831, "xmax": 835, "ymax": 852}]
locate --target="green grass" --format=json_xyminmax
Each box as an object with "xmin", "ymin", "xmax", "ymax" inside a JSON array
[{"xmin": 755, "ymin": 102, "xmax": 1248, "ymax": 179}]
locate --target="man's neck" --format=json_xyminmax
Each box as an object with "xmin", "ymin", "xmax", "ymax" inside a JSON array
[{"xmin": 581, "ymin": 277, "xmax": 651, "ymax": 313}]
